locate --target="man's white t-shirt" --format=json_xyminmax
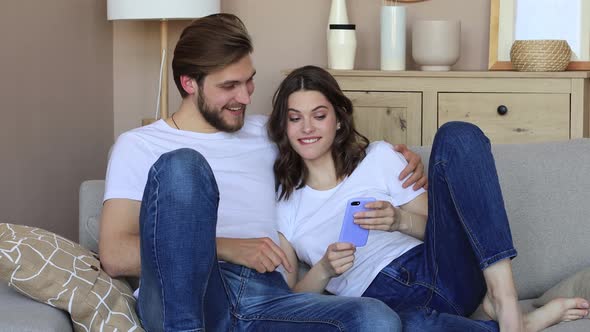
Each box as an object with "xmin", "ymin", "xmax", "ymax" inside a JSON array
[
  {"xmin": 104, "ymin": 115, "xmax": 280, "ymax": 246},
  {"xmin": 277, "ymin": 141, "xmax": 426, "ymax": 297}
]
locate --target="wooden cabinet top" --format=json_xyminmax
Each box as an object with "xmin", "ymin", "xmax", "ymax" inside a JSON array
[{"xmin": 327, "ymin": 70, "xmax": 590, "ymax": 79}]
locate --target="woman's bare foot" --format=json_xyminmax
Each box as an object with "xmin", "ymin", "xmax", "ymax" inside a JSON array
[
  {"xmin": 482, "ymin": 291, "xmax": 525, "ymax": 332},
  {"xmin": 482, "ymin": 260, "xmax": 526, "ymax": 331},
  {"xmin": 483, "ymin": 296, "xmax": 589, "ymax": 332},
  {"xmin": 524, "ymin": 298, "xmax": 589, "ymax": 332}
]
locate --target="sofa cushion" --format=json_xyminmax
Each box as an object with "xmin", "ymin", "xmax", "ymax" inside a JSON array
[
  {"xmin": 79, "ymin": 179, "xmax": 105, "ymax": 253},
  {"xmin": 0, "ymin": 281, "xmax": 72, "ymax": 331},
  {"xmin": 533, "ymin": 267, "xmax": 590, "ymax": 307},
  {"xmin": 0, "ymin": 223, "xmax": 143, "ymax": 332}
]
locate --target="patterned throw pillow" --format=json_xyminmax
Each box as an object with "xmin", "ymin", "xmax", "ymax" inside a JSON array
[{"xmin": 0, "ymin": 223, "xmax": 144, "ymax": 331}]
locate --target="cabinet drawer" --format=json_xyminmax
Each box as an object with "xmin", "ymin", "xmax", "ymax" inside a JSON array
[{"xmin": 438, "ymin": 93, "xmax": 570, "ymax": 143}]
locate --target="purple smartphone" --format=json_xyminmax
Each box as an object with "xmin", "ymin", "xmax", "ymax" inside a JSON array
[{"xmin": 338, "ymin": 197, "xmax": 376, "ymax": 247}]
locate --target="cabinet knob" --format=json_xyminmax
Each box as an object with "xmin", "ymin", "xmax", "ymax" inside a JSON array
[{"xmin": 497, "ymin": 105, "xmax": 508, "ymax": 116}]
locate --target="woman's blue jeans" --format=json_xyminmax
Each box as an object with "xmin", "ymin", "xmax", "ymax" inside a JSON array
[
  {"xmin": 135, "ymin": 148, "xmax": 402, "ymax": 331},
  {"xmin": 363, "ymin": 122, "xmax": 517, "ymax": 332}
]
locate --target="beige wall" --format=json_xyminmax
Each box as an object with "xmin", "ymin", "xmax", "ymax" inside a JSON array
[
  {"xmin": 113, "ymin": 0, "xmax": 491, "ymax": 137},
  {"xmin": 0, "ymin": 1, "xmax": 113, "ymax": 241},
  {"xmin": 113, "ymin": 20, "xmax": 186, "ymax": 137}
]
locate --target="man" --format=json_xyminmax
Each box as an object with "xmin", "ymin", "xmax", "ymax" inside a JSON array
[{"xmin": 99, "ymin": 13, "xmax": 425, "ymax": 331}]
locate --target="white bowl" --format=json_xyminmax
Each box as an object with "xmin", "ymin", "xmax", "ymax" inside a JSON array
[{"xmin": 412, "ymin": 20, "xmax": 461, "ymax": 71}]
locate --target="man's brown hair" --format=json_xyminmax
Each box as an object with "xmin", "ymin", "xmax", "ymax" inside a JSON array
[{"xmin": 172, "ymin": 13, "xmax": 253, "ymax": 98}]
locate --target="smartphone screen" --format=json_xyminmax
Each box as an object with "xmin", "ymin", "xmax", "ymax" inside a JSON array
[{"xmin": 338, "ymin": 197, "xmax": 376, "ymax": 247}]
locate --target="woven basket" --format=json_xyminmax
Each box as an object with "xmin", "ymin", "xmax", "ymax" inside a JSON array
[{"xmin": 510, "ymin": 40, "xmax": 571, "ymax": 72}]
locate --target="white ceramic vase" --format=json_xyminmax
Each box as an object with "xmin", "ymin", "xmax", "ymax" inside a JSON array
[
  {"xmin": 327, "ymin": 0, "xmax": 354, "ymax": 69},
  {"xmin": 412, "ymin": 19, "xmax": 461, "ymax": 71},
  {"xmin": 328, "ymin": 0, "xmax": 349, "ymax": 26},
  {"xmin": 328, "ymin": 24, "xmax": 357, "ymax": 70},
  {"xmin": 380, "ymin": 5, "xmax": 406, "ymax": 71}
]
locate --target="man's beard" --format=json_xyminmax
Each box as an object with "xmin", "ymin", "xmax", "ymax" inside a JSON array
[{"xmin": 197, "ymin": 92, "xmax": 245, "ymax": 133}]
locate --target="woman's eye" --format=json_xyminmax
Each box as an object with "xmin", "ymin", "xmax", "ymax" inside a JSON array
[
  {"xmin": 288, "ymin": 117, "xmax": 300, "ymax": 122},
  {"xmin": 314, "ymin": 115, "xmax": 326, "ymax": 120}
]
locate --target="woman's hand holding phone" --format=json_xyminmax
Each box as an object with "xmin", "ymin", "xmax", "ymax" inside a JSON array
[
  {"xmin": 354, "ymin": 200, "xmax": 403, "ymax": 232},
  {"xmin": 318, "ymin": 242, "xmax": 356, "ymax": 278}
]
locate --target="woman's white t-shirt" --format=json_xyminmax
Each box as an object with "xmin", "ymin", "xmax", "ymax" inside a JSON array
[{"xmin": 277, "ymin": 141, "xmax": 426, "ymax": 297}]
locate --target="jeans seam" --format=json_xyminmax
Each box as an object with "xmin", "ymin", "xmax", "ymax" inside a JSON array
[
  {"xmin": 136, "ymin": 298, "xmax": 145, "ymax": 328},
  {"xmin": 426, "ymin": 171, "xmax": 439, "ymax": 311},
  {"xmin": 480, "ymin": 248, "xmax": 518, "ymax": 270},
  {"xmin": 231, "ymin": 266, "xmax": 250, "ymax": 317},
  {"xmin": 228, "ymin": 268, "xmax": 346, "ymax": 331},
  {"xmin": 232, "ymin": 314, "xmax": 345, "ymax": 331},
  {"xmin": 424, "ymin": 173, "xmax": 462, "ymax": 315},
  {"xmin": 428, "ymin": 284, "xmax": 465, "ymax": 316},
  {"xmin": 379, "ymin": 263, "xmax": 463, "ymax": 316},
  {"xmin": 422, "ymin": 265, "xmax": 437, "ymax": 310},
  {"xmin": 379, "ymin": 263, "xmax": 411, "ymax": 285},
  {"xmin": 150, "ymin": 164, "xmax": 168, "ymax": 328},
  {"xmin": 217, "ymin": 263, "xmax": 234, "ymax": 310},
  {"xmin": 440, "ymin": 162, "xmax": 486, "ymax": 263},
  {"xmin": 413, "ymin": 306, "xmax": 497, "ymax": 332},
  {"xmin": 217, "ymin": 264, "xmax": 238, "ymax": 330}
]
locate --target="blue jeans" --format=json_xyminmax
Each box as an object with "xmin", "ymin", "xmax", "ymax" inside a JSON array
[
  {"xmin": 363, "ymin": 122, "xmax": 518, "ymax": 332},
  {"xmin": 136, "ymin": 148, "xmax": 402, "ymax": 331}
]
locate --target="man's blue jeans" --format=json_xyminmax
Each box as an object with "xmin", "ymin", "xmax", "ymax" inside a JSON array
[
  {"xmin": 136, "ymin": 148, "xmax": 402, "ymax": 331},
  {"xmin": 363, "ymin": 122, "xmax": 517, "ymax": 332}
]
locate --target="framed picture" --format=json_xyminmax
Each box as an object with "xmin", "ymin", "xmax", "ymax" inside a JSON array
[{"xmin": 489, "ymin": 0, "xmax": 590, "ymax": 70}]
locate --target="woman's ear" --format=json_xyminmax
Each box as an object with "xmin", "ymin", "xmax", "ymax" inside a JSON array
[{"xmin": 180, "ymin": 75, "xmax": 197, "ymax": 95}]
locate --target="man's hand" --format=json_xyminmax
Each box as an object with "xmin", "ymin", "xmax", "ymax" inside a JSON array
[
  {"xmin": 394, "ymin": 144, "xmax": 428, "ymax": 190},
  {"xmin": 318, "ymin": 242, "xmax": 356, "ymax": 278},
  {"xmin": 353, "ymin": 200, "xmax": 401, "ymax": 232},
  {"xmin": 217, "ymin": 237, "xmax": 293, "ymax": 274}
]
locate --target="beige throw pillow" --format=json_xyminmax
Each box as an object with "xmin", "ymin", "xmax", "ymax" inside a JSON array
[
  {"xmin": 533, "ymin": 267, "xmax": 590, "ymax": 307},
  {"xmin": 0, "ymin": 223, "xmax": 144, "ymax": 331}
]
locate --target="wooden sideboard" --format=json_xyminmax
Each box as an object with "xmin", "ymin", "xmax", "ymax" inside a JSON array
[{"xmin": 329, "ymin": 70, "xmax": 590, "ymax": 146}]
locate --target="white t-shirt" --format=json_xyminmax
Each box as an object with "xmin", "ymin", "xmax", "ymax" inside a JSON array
[
  {"xmin": 277, "ymin": 141, "xmax": 426, "ymax": 297},
  {"xmin": 104, "ymin": 115, "xmax": 280, "ymax": 245}
]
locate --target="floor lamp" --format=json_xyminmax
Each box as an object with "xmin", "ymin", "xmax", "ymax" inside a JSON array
[{"xmin": 107, "ymin": 0, "xmax": 220, "ymax": 124}]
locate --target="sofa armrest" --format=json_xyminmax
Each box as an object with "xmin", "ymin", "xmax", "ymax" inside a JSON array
[{"xmin": 79, "ymin": 180, "xmax": 105, "ymax": 253}]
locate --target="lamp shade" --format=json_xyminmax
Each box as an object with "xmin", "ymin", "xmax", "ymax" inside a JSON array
[{"xmin": 107, "ymin": 0, "xmax": 220, "ymax": 20}]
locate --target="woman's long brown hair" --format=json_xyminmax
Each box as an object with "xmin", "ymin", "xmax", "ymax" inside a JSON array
[{"xmin": 267, "ymin": 66, "xmax": 369, "ymax": 201}]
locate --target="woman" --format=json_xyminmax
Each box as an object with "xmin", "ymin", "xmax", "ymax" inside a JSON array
[{"xmin": 267, "ymin": 65, "xmax": 588, "ymax": 332}]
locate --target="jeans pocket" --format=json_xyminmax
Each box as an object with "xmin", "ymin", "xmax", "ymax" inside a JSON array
[
  {"xmin": 363, "ymin": 263, "xmax": 416, "ymax": 311},
  {"xmin": 219, "ymin": 263, "xmax": 248, "ymax": 311},
  {"xmin": 380, "ymin": 261, "xmax": 413, "ymax": 285},
  {"xmin": 241, "ymin": 269, "xmax": 292, "ymax": 300},
  {"xmin": 221, "ymin": 264, "xmax": 294, "ymax": 317}
]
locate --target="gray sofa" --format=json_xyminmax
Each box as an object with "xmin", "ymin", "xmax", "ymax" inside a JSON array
[{"xmin": 1, "ymin": 139, "xmax": 590, "ymax": 331}]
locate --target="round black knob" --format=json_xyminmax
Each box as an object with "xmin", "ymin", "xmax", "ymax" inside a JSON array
[{"xmin": 497, "ymin": 105, "xmax": 508, "ymax": 115}]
